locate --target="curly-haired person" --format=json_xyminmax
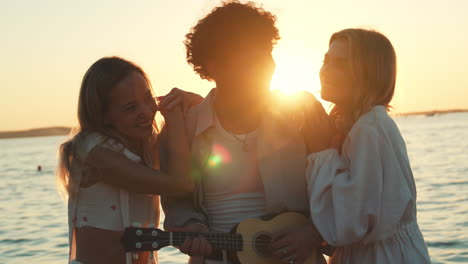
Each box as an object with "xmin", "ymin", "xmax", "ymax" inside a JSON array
[{"xmin": 161, "ymin": 2, "xmax": 328, "ymax": 264}]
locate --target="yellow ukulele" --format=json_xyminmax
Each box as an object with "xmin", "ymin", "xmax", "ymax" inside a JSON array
[{"xmin": 122, "ymin": 212, "xmax": 322, "ymax": 264}]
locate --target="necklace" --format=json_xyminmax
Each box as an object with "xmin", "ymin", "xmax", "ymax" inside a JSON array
[
  {"xmin": 227, "ymin": 131, "xmax": 251, "ymax": 152},
  {"xmin": 213, "ymin": 96, "xmax": 259, "ymax": 152},
  {"xmin": 214, "ymin": 113, "xmax": 256, "ymax": 152}
]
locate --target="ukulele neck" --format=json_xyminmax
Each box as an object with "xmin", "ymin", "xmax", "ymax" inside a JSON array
[{"xmin": 167, "ymin": 232, "xmax": 243, "ymax": 251}]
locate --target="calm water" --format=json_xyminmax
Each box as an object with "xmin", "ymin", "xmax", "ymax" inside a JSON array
[{"xmin": 0, "ymin": 113, "xmax": 467, "ymax": 263}]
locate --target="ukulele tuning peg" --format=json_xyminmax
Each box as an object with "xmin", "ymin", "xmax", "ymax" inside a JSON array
[
  {"xmin": 135, "ymin": 242, "xmax": 142, "ymax": 249},
  {"xmin": 136, "ymin": 229, "xmax": 143, "ymax": 236},
  {"xmin": 152, "ymin": 242, "xmax": 159, "ymax": 249},
  {"xmin": 152, "ymin": 230, "xmax": 158, "ymax": 236}
]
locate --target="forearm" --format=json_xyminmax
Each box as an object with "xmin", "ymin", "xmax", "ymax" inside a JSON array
[
  {"xmin": 86, "ymin": 147, "xmax": 189, "ymax": 195},
  {"xmin": 98, "ymin": 165, "xmax": 183, "ymax": 195},
  {"xmin": 164, "ymin": 108, "xmax": 192, "ymax": 189}
]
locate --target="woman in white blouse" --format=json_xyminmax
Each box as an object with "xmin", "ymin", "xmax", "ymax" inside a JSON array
[{"xmin": 271, "ymin": 29, "xmax": 431, "ymax": 264}]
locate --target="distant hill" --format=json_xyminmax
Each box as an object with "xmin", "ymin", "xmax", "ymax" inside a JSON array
[{"xmin": 0, "ymin": 127, "xmax": 72, "ymax": 139}]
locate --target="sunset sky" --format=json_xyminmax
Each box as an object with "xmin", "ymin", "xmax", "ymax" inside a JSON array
[{"xmin": 1, "ymin": 0, "xmax": 467, "ymax": 131}]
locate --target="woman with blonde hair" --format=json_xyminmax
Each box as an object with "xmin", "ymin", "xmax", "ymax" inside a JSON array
[
  {"xmin": 57, "ymin": 56, "xmax": 197, "ymax": 263},
  {"xmin": 271, "ymin": 29, "xmax": 431, "ymax": 263}
]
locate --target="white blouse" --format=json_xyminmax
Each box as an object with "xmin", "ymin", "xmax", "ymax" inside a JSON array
[{"xmin": 306, "ymin": 106, "xmax": 431, "ymax": 264}]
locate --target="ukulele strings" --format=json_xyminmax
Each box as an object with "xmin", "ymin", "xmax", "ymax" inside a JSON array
[
  {"xmin": 138, "ymin": 233, "xmax": 274, "ymax": 243},
  {"xmin": 131, "ymin": 238, "xmax": 274, "ymax": 246}
]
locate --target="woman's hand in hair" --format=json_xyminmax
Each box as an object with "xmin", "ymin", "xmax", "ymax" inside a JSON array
[{"xmin": 159, "ymin": 88, "xmax": 203, "ymax": 113}]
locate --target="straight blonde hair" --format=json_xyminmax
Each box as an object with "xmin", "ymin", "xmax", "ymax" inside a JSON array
[
  {"xmin": 329, "ymin": 29, "xmax": 397, "ymax": 132},
  {"xmin": 56, "ymin": 57, "xmax": 159, "ymax": 199}
]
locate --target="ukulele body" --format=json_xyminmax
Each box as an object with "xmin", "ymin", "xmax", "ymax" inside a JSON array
[{"xmin": 236, "ymin": 212, "xmax": 320, "ymax": 264}]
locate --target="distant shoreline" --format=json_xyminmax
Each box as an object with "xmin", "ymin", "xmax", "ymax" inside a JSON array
[
  {"xmin": 391, "ymin": 108, "xmax": 468, "ymax": 117},
  {"xmin": 0, "ymin": 127, "xmax": 71, "ymax": 139},
  {"xmin": 1, "ymin": 109, "xmax": 467, "ymax": 139}
]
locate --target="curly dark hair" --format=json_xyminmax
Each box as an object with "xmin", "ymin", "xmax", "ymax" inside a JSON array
[{"xmin": 185, "ymin": 1, "xmax": 280, "ymax": 80}]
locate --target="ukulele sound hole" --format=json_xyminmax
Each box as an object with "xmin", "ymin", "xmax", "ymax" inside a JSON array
[{"xmin": 254, "ymin": 233, "xmax": 272, "ymax": 257}]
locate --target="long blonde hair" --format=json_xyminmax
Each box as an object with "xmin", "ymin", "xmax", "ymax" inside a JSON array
[
  {"xmin": 56, "ymin": 57, "xmax": 159, "ymax": 198},
  {"xmin": 329, "ymin": 29, "xmax": 397, "ymax": 133}
]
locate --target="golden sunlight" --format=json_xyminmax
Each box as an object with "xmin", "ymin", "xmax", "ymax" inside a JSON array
[
  {"xmin": 270, "ymin": 54, "xmax": 330, "ymax": 109},
  {"xmin": 270, "ymin": 58, "xmax": 319, "ymax": 95}
]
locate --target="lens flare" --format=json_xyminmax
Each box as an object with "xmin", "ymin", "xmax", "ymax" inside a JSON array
[{"xmin": 207, "ymin": 144, "xmax": 232, "ymax": 168}]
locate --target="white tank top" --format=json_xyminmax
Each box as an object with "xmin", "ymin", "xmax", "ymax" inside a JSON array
[{"xmin": 201, "ymin": 116, "xmax": 267, "ymax": 232}]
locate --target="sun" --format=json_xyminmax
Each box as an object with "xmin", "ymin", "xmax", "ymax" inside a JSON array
[
  {"xmin": 270, "ymin": 51, "xmax": 321, "ymax": 95},
  {"xmin": 269, "ymin": 53, "xmax": 330, "ymax": 109},
  {"xmin": 270, "ymin": 66, "xmax": 320, "ymax": 95}
]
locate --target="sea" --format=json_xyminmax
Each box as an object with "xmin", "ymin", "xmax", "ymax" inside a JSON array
[{"xmin": 0, "ymin": 112, "xmax": 467, "ymax": 264}]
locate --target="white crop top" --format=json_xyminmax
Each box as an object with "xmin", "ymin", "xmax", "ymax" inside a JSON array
[{"xmin": 67, "ymin": 133, "xmax": 159, "ymax": 264}]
